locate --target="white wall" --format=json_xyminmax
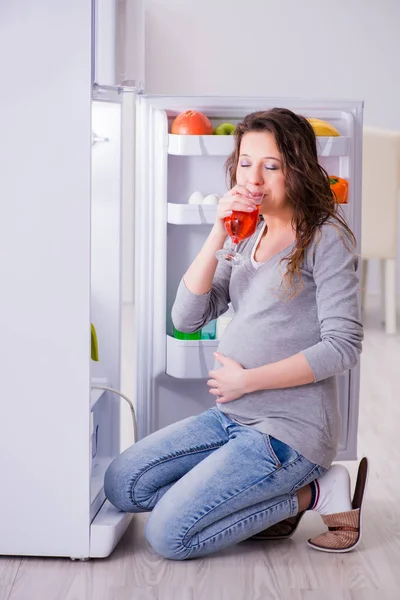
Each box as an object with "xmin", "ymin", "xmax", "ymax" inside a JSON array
[
  {"xmin": 145, "ymin": 0, "xmax": 400, "ymax": 129},
  {"xmin": 142, "ymin": 0, "xmax": 400, "ymax": 295}
]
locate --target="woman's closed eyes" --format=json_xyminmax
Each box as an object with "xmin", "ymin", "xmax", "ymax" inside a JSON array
[{"xmin": 239, "ymin": 162, "xmax": 279, "ymax": 171}]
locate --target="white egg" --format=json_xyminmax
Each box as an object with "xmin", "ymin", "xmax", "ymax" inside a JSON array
[
  {"xmin": 202, "ymin": 194, "xmax": 220, "ymax": 205},
  {"xmin": 188, "ymin": 191, "xmax": 204, "ymax": 204}
]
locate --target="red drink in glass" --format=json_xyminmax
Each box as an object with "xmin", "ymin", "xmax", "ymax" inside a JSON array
[
  {"xmin": 224, "ymin": 207, "xmax": 260, "ymax": 244},
  {"xmin": 215, "ymin": 205, "xmax": 261, "ymax": 266}
]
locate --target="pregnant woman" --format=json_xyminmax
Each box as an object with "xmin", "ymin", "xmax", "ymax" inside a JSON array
[{"xmin": 105, "ymin": 108, "xmax": 367, "ymax": 559}]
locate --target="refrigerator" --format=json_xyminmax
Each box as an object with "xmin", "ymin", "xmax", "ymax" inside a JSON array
[
  {"xmin": 134, "ymin": 95, "xmax": 363, "ymax": 459},
  {"xmin": 0, "ymin": 3, "xmax": 363, "ymax": 560}
]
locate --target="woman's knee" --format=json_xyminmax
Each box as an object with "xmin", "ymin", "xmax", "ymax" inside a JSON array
[
  {"xmin": 145, "ymin": 504, "xmax": 192, "ymax": 561},
  {"xmin": 104, "ymin": 450, "xmax": 149, "ymax": 513}
]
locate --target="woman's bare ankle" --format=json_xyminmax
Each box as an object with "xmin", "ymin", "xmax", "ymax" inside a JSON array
[{"xmin": 296, "ymin": 484, "xmax": 312, "ymax": 512}]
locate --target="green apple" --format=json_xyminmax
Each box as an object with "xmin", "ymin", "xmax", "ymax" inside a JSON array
[{"xmin": 214, "ymin": 122, "xmax": 236, "ymax": 135}]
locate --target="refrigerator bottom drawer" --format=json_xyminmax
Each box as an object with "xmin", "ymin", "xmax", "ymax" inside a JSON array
[
  {"xmin": 166, "ymin": 334, "xmax": 218, "ymax": 379},
  {"xmin": 90, "ymin": 500, "xmax": 133, "ymax": 558}
]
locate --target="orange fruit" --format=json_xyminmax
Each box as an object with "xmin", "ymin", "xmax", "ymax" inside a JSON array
[{"xmin": 171, "ymin": 110, "xmax": 213, "ymax": 135}]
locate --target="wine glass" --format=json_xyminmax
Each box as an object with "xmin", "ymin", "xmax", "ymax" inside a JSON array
[{"xmin": 216, "ymin": 205, "xmax": 261, "ymax": 266}]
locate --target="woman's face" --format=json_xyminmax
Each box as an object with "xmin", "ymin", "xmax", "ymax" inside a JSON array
[{"xmin": 236, "ymin": 131, "xmax": 288, "ymax": 215}]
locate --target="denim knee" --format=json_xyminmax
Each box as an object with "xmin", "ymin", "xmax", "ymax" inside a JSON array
[
  {"xmin": 145, "ymin": 505, "xmax": 192, "ymax": 561},
  {"xmin": 104, "ymin": 455, "xmax": 146, "ymax": 513}
]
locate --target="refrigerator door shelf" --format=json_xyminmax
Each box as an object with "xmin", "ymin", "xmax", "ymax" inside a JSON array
[
  {"xmin": 336, "ymin": 203, "xmax": 351, "ymax": 222},
  {"xmin": 316, "ymin": 136, "xmax": 350, "ymax": 157},
  {"xmin": 90, "ymin": 387, "xmax": 107, "ymax": 411},
  {"xmin": 168, "ymin": 134, "xmax": 350, "ymax": 157},
  {"xmin": 90, "ymin": 500, "xmax": 133, "ymax": 558},
  {"xmin": 167, "ymin": 203, "xmax": 217, "ymax": 225},
  {"xmin": 166, "ymin": 334, "xmax": 218, "ymax": 379},
  {"xmin": 167, "ymin": 202, "xmax": 349, "ymax": 227},
  {"xmin": 168, "ymin": 134, "xmax": 233, "ymax": 156},
  {"xmin": 90, "ymin": 377, "xmax": 111, "ymax": 410}
]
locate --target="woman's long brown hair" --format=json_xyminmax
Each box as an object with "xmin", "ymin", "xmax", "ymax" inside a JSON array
[{"xmin": 225, "ymin": 108, "xmax": 356, "ymax": 298}]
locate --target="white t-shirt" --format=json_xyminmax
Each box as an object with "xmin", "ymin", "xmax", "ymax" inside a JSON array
[{"xmin": 250, "ymin": 221, "xmax": 267, "ymax": 269}]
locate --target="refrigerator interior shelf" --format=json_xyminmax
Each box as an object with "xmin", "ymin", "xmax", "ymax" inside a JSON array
[
  {"xmin": 168, "ymin": 134, "xmax": 350, "ymax": 157},
  {"xmin": 166, "ymin": 334, "xmax": 219, "ymax": 379},
  {"xmin": 167, "ymin": 203, "xmax": 217, "ymax": 225}
]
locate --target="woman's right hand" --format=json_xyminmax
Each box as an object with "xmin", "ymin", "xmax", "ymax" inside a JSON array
[{"xmin": 212, "ymin": 185, "xmax": 259, "ymax": 237}]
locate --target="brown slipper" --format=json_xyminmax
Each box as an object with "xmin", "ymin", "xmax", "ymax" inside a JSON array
[
  {"xmin": 307, "ymin": 457, "xmax": 369, "ymax": 553},
  {"xmin": 250, "ymin": 511, "xmax": 305, "ymax": 540}
]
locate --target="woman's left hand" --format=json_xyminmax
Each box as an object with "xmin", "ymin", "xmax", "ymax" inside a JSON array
[{"xmin": 207, "ymin": 353, "xmax": 248, "ymax": 403}]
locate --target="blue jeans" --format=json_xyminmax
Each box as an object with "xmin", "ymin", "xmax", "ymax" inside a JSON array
[{"xmin": 104, "ymin": 407, "xmax": 326, "ymax": 560}]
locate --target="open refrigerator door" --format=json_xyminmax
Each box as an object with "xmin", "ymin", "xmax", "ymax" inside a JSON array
[
  {"xmin": 89, "ymin": 86, "xmax": 143, "ymax": 557},
  {"xmin": 89, "ymin": 0, "xmax": 145, "ymax": 557}
]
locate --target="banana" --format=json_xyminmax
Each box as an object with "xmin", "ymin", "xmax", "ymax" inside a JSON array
[{"xmin": 307, "ymin": 118, "xmax": 340, "ymax": 137}]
